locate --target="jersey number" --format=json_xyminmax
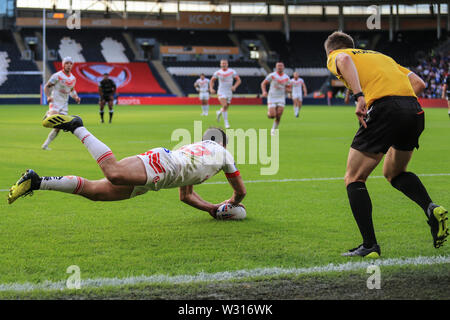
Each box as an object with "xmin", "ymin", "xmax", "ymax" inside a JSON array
[{"xmin": 180, "ymin": 145, "xmax": 211, "ymax": 156}]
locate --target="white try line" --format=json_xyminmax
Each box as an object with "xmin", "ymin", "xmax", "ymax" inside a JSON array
[
  {"xmin": 203, "ymin": 173, "xmax": 450, "ymax": 185},
  {"xmin": 0, "ymin": 255, "xmax": 448, "ymax": 293},
  {"xmin": 0, "ymin": 173, "xmax": 449, "ymax": 191}
]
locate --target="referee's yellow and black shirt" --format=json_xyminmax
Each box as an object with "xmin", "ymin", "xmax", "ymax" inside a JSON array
[{"xmin": 327, "ymin": 48, "xmax": 416, "ymax": 107}]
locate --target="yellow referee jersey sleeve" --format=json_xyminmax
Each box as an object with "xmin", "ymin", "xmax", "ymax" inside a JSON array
[{"xmin": 327, "ymin": 49, "xmax": 416, "ymax": 106}]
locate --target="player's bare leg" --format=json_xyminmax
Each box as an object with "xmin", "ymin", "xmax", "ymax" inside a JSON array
[
  {"xmin": 294, "ymin": 99, "xmax": 302, "ymax": 118},
  {"xmin": 107, "ymin": 97, "xmax": 114, "ymax": 123},
  {"xmin": 10, "ymin": 115, "xmax": 149, "ymax": 204},
  {"xmin": 99, "ymin": 99, "xmax": 105, "ymax": 123},
  {"xmin": 97, "ymin": 156, "xmax": 147, "ymax": 186},
  {"xmin": 8, "ymin": 169, "xmax": 135, "ymax": 204},
  {"xmin": 79, "ymin": 179, "xmax": 134, "ymax": 201},
  {"xmin": 270, "ymin": 107, "xmax": 284, "ymax": 135},
  {"xmin": 201, "ymin": 99, "xmax": 209, "ymax": 116},
  {"xmin": 44, "ymin": 114, "xmax": 147, "ymax": 185},
  {"xmin": 267, "ymin": 107, "xmax": 276, "ymax": 135},
  {"xmin": 41, "ymin": 109, "xmax": 61, "ymax": 150},
  {"xmin": 217, "ymin": 98, "xmax": 230, "ymax": 128}
]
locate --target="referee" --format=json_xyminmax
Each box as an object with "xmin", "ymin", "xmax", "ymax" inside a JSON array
[
  {"xmin": 98, "ymin": 73, "xmax": 117, "ymax": 123},
  {"xmin": 325, "ymin": 31, "xmax": 448, "ymax": 257}
]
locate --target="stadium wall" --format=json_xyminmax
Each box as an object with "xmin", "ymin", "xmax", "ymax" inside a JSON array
[{"xmin": 0, "ymin": 97, "xmax": 447, "ymax": 107}]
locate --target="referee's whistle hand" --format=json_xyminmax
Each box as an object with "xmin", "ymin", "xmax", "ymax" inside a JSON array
[{"xmin": 355, "ymin": 97, "xmax": 367, "ymax": 128}]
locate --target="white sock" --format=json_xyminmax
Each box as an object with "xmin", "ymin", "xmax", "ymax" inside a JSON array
[
  {"xmin": 272, "ymin": 121, "xmax": 279, "ymax": 130},
  {"xmin": 222, "ymin": 111, "xmax": 228, "ymax": 122},
  {"xmin": 294, "ymin": 107, "xmax": 299, "ymax": 115},
  {"xmin": 204, "ymin": 105, "xmax": 209, "ymax": 114},
  {"xmin": 42, "ymin": 129, "xmax": 59, "ymax": 148},
  {"xmin": 40, "ymin": 176, "xmax": 85, "ymax": 194},
  {"xmin": 73, "ymin": 127, "xmax": 114, "ymax": 165}
]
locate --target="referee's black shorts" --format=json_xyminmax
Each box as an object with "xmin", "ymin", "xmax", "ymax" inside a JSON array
[
  {"xmin": 100, "ymin": 94, "xmax": 114, "ymax": 102},
  {"xmin": 351, "ymin": 96, "xmax": 424, "ymax": 154}
]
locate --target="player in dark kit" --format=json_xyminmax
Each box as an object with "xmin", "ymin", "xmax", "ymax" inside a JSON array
[
  {"xmin": 98, "ymin": 73, "xmax": 117, "ymax": 123},
  {"xmin": 325, "ymin": 31, "xmax": 448, "ymax": 258}
]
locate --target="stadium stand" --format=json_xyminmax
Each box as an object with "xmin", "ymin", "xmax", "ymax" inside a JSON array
[
  {"xmin": 163, "ymin": 60, "xmax": 266, "ymax": 95},
  {"xmin": 0, "ymin": 30, "xmax": 41, "ymax": 94},
  {"xmin": 58, "ymin": 37, "xmax": 85, "ymax": 62},
  {"xmin": 413, "ymin": 52, "xmax": 449, "ymax": 98},
  {"xmin": 44, "ymin": 28, "xmax": 134, "ymax": 62},
  {"xmin": 131, "ymin": 29, "xmax": 234, "ymax": 47},
  {"xmin": 101, "ymin": 37, "xmax": 129, "ymax": 63},
  {"xmin": 2, "ymin": 25, "xmax": 447, "ymax": 99},
  {"xmin": 0, "ymin": 51, "xmax": 9, "ymax": 87}
]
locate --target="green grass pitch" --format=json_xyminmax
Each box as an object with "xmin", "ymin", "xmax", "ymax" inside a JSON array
[{"xmin": 0, "ymin": 104, "xmax": 448, "ymax": 299}]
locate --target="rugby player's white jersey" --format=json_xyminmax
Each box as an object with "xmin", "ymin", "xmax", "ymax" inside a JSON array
[
  {"xmin": 195, "ymin": 78, "xmax": 210, "ymax": 93},
  {"xmin": 48, "ymin": 70, "xmax": 76, "ymax": 106},
  {"xmin": 291, "ymin": 77, "xmax": 305, "ymax": 96},
  {"xmin": 212, "ymin": 68, "xmax": 238, "ymax": 96},
  {"xmin": 132, "ymin": 140, "xmax": 239, "ymax": 196},
  {"xmin": 265, "ymin": 72, "xmax": 291, "ymax": 101}
]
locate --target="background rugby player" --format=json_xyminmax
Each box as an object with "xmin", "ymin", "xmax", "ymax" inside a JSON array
[{"xmin": 98, "ymin": 73, "xmax": 117, "ymax": 123}]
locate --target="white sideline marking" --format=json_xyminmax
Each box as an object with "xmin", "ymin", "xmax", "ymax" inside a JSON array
[
  {"xmin": 0, "ymin": 255, "xmax": 448, "ymax": 292},
  {"xmin": 203, "ymin": 173, "xmax": 450, "ymax": 185},
  {"xmin": 0, "ymin": 173, "xmax": 449, "ymax": 191}
]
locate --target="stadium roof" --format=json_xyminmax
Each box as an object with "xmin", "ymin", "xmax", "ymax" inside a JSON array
[{"xmin": 137, "ymin": 0, "xmax": 449, "ymax": 4}]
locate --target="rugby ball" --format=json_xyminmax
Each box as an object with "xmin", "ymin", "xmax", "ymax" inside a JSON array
[{"xmin": 216, "ymin": 203, "xmax": 246, "ymax": 220}]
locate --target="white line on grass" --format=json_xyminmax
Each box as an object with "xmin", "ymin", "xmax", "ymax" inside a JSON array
[
  {"xmin": 203, "ymin": 173, "xmax": 450, "ymax": 185},
  {"xmin": 0, "ymin": 255, "xmax": 448, "ymax": 292},
  {"xmin": 0, "ymin": 173, "xmax": 448, "ymax": 191}
]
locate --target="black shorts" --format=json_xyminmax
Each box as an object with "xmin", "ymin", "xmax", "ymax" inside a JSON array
[
  {"xmin": 100, "ymin": 94, "xmax": 114, "ymax": 102},
  {"xmin": 351, "ymin": 96, "xmax": 424, "ymax": 154}
]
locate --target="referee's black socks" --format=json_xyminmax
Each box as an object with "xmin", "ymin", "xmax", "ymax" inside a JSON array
[
  {"xmin": 346, "ymin": 181, "xmax": 377, "ymax": 248},
  {"xmin": 391, "ymin": 171, "xmax": 432, "ymax": 216}
]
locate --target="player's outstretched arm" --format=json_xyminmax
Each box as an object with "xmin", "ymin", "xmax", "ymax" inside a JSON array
[
  {"xmin": 226, "ymin": 175, "xmax": 246, "ymax": 205},
  {"xmin": 179, "ymin": 185, "xmax": 218, "ymax": 218}
]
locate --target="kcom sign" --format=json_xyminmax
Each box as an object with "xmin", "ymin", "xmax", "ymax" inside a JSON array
[
  {"xmin": 189, "ymin": 14, "xmax": 222, "ymax": 25},
  {"xmin": 179, "ymin": 11, "xmax": 231, "ymax": 29}
]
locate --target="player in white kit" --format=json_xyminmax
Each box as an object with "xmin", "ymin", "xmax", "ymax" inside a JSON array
[
  {"xmin": 261, "ymin": 62, "xmax": 291, "ymax": 135},
  {"xmin": 41, "ymin": 57, "xmax": 80, "ymax": 150},
  {"xmin": 194, "ymin": 73, "xmax": 210, "ymax": 116},
  {"xmin": 290, "ymin": 72, "xmax": 307, "ymax": 118},
  {"xmin": 209, "ymin": 60, "xmax": 241, "ymax": 128},
  {"xmin": 8, "ymin": 115, "xmax": 247, "ymax": 219}
]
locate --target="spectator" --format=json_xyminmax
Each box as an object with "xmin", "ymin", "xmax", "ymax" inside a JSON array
[{"xmin": 412, "ymin": 52, "xmax": 449, "ymax": 98}]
